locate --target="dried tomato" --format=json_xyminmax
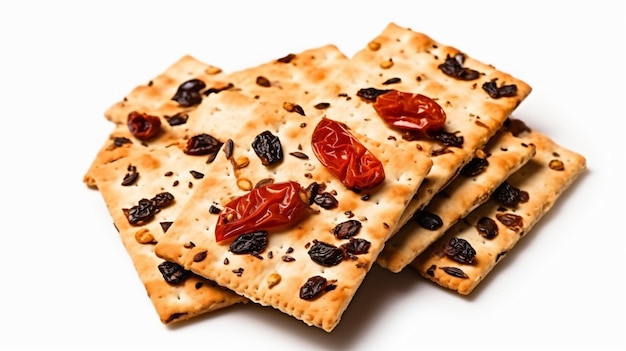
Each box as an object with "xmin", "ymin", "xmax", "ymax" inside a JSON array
[
  {"xmin": 311, "ymin": 118, "xmax": 385, "ymax": 191},
  {"xmin": 214, "ymin": 181, "xmax": 310, "ymax": 242},
  {"xmin": 127, "ymin": 111, "xmax": 161, "ymax": 140},
  {"xmin": 372, "ymin": 90, "xmax": 446, "ymax": 137}
]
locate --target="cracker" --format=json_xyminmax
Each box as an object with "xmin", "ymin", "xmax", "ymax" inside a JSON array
[
  {"xmin": 411, "ymin": 119, "xmax": 587, "ymax": 295},
  {"xmin": 244, "ymin": 22, "xmax": 532, "ymax": 237},
  {"xmin": 344, "ymin": 23, "xmax": 533, "ymax": 233},
  {"xmin": 377, "ymin": 127, "xmax": 537, "ymax": 272},
  {"xmin": 85, "ymin": 57, "xmax": 256, "ymax": 324},
  {"xmin": 84, "ymin": 55, "xmax": 229, "ymax": 188},
  {"xmin": 154, "ymin": 101, "xmax": 432, "ymax": 332}
]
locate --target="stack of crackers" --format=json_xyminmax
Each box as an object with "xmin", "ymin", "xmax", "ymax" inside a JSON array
[{"xmin": 84, "ymin": 23, "xmax": 586, "ymax": 332}]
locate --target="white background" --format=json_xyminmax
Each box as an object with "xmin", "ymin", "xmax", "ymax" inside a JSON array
[{"xmin": 1, "ymin": 1, "xmax": 624, "ymax": 350}]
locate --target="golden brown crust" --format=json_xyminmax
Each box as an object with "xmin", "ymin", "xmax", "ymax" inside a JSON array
[
  {"xmin": 411, "ymin": 124, "xmax": 586, "ymax": 295},
  {"xmin": 154, "ymin": 96, "xmax": 432, "ymax": 332},
  {"xmin": 378, "ymin": 128, "xmax": 537, "ymax": 272},
  {"xmin": 86, "ymin": 57, "xmax": 249, "ymax": 324}
]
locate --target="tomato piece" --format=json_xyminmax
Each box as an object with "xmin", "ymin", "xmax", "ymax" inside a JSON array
[
  {"xmin": 372, "ymin": 90, "xmax": 446, "ymax": 137},
  {"xmin": 311, "ymin": 118, "xmax": 385, "ymax": 191},
  {"xmin": 215, "ymin": 181, "xmax": 310, "ymax": 242}
]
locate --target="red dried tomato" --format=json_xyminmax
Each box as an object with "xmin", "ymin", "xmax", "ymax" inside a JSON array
[
  {"xmin": 214, "ymin": 181, "xmax": 310, "ymax": 242},
  {"xmin": 311, "ymin": 118, "xmax": 385, "ymax": 191},
  {"xmin": 127, "ymin": 111, "xmax": 162, "ymax": 140},
  {"xmin": 372, "ymin": 90, "xmax": 446, "ymax": 137}
]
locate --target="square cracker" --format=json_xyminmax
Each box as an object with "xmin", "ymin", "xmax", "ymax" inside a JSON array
[
  {"xmin": 84, "ymin": 46, "xmax": 365, "ymax": 324},
  {"xmin": 343, "ymin": 23, "xmax": 532, "ymax": 233},
  {"xmin": 377, "ymin": 126, "xmax": 537, "ymax": 272},
  {"xmin": 411, "ymin": 119, "xmax": 587, "ymax": 295},
  {"xmin": 233, "ymin": 22, "xmax": 533, "ymax": 237},
  {"xmin": 154, "ymin": 98, "xmax": 432, "ymax": 332},
  {"xmin": 85, "ymin": 58, "xmax": 263, "ymax": 323}
]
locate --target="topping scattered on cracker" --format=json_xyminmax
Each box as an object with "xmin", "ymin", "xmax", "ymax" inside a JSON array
[{"xmin": 84, "ymin": 22, "xmax": 585, "ymax": 331}]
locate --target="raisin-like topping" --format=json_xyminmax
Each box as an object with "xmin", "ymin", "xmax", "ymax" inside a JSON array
[
  {"xmin": 492, "ymin": 182, "xmax": 529, "ymax": 208},
  {"xmin": 184, "ymin": 133, "xmax": 223, "ymax": 156},
  {"xmin": 313, "ymin": 192, "xmax": 338, "ymax": 210},
  {"xmin": 433, "ymin": 130, "xmax": 464, "ymax": 147},
  {"xmin": 482, "ymin": 80, "xmax": 518, "ymax": 99},
  {"xmin": 252, "ymin": 130, "xmax": 283, "ymax": 166},
  {"xmin": 172, "ymin": 78, "xmax": 206, "ymax": 107},
  {"xmin": 299, "ymin": 276, "xmax": 337, "ymax": 300},
  {"xmin": 125, "ymin": 198, "xmax": 158, "ymax": 225},
  {"xmin": 443, "ymin": 237, "xmax": 476, "ymax": 264},
  {"xmin": 158, "ymin": 261, "xmax": 189, "ymax": 285},
  {"xmin": 151, "ymin": 192, "xmax": 174, "ymax": 208},
  {"xmin": 124, "ymin": 192, "xmax": 174, "ymax": 226},
  {"xmin": 340, "ymin": 237, "xmax": 371, "ymax": 256},
  {"xmin": 333, "ymin": 219, "xmax": 362, "ymax": 239},
  {"xmin": 305, "ymin": 182, "xmax": 322, "ymax": 205},
  {"xmin": 164, "ymin": 112, "xmax": 189, "ymax": 126},
  {"xmin": 441, "ymin": 266, "xmax": 468, "ymax": 278},
  {"xmin": 476, "ymin": 217, "xmax": 498, "ymax": 239},
  {"xmin": 230, "ymin": 231, "xmax": 269, "ymax": 255},
  {"xmin": 414, "ymin": 211, "xmax": 443, "ymax": 230},
  {"xmin": 438, "ymin": 54, "xmax": 480, "ymax": 81},
  {"xmin": 460, "ymin": 157, "xmax": 489, "ymax": 177},
  {"xmin": 121, "ymin": 165, "xmax": 139, "ymax": 186},
  {"xmin": 127, "ymin": 111, "xmax": 161, "ymax": 140},
  {"xmin": 308, "ymin": 240, "xmax": 345, "ymax": 267},
  {"xmin": 356, "ymin": 87, "xmax": 392, "ymax": 102},
  {"xmin": 496, "ymin": 213, "xmax": 524, "ymax": 231}
]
